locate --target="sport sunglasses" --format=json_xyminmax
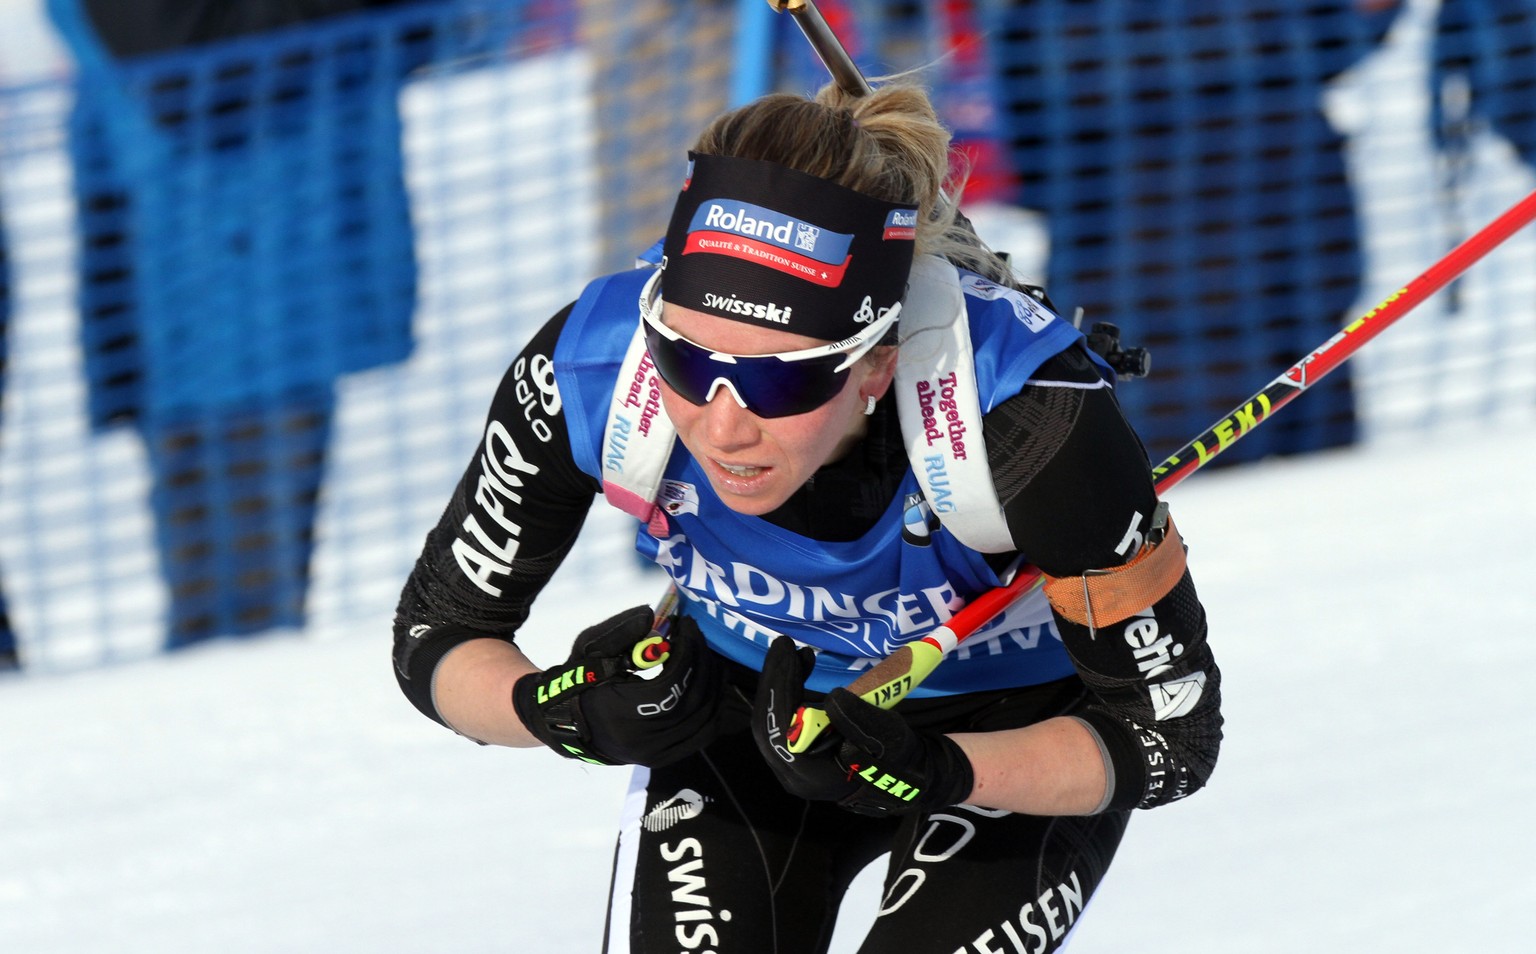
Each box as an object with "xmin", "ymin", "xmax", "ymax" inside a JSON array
[{"xmin": 638, "ymin": 269, "xmax": 901, "ymax": 419}]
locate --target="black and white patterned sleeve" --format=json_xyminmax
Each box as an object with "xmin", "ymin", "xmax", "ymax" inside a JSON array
[
  {"xmin": 985, "ymin": 343, "xmax": 1224, "ymax": 811},
  {"xmin": 391, "ymin": 305, "xmax": 602, "ymax": 728}
]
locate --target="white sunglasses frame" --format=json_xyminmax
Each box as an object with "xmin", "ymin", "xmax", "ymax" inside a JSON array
[{"xmin": 637, "ymin": 268, "xmax": 901, "ymax": 375}]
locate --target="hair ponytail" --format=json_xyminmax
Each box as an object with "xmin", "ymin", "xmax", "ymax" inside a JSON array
[{"xmin": 690, "ymin": 80, "xmax": 1017, "ymax": 286}]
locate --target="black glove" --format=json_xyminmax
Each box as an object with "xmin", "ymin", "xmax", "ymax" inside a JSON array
[
  {"xmin": 513, "ymin": 605, "xmax": 723, "ymax": 767},
  {"xmin": 751, "ymin": 636, "xmax": 975, "ymax": 817}
]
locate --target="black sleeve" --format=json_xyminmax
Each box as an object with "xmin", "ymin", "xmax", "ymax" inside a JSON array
[
  {"xmin": 391, "ymin": 305, "xmax": 602, "ymax": 727},
  {"xmin": 984, "ymin": 344, "xmax": 1224, "ymax": 811},
  {"xmin": 985, "ymin": 344, "xmax": 1159, "ymax": 578}
]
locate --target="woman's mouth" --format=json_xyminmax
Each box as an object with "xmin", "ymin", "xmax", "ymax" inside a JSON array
[{"xmin": 714, "ymin": 459, "xmax": 763, "ymax": 478}]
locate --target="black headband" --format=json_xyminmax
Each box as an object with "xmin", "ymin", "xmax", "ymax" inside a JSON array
[{"xmin": 660, "ymin": 152, "xmax": 918, "ymax": 342}]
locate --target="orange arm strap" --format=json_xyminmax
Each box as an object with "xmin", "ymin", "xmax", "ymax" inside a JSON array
[{"xmin": 1042, "ymin": 519, "xmax": 1187, "ymax": 628}]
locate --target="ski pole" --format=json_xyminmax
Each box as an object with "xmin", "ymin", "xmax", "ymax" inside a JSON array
[
  {"xmin": 769, "ymin": 0, "xmax": 871, "ymax": 96},
  {"xmin": 786, "ymin": 185, "xmax": 1536, "ymax": 753}
]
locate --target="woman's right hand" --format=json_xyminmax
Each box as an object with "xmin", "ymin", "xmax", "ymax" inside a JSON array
[{"xmin": 512, "ymin": 605, "xmax": 724, "ymax": 766}]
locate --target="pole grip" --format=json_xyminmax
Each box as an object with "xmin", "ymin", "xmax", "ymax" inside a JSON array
[{"xmin": 788, "ymin": 572, "xmax": 1042, "ymax": 752}]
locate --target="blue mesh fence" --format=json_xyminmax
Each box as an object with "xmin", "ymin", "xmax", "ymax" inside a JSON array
[{"xmin": 0, "ymin": 0, "xmax": 1530, "ymax": 672}]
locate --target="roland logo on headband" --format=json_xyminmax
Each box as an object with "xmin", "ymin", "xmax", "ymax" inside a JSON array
[
  {"xmin": 685, "ymin": 200, "xmax": 854, "ymax": 287},
  {"xmin": 662, "ymin": 152, "xmax": 917, "ymax": 342},
  {"xmin": 885, "ymin": 208, "xmax": 917, "ymax": 240}
]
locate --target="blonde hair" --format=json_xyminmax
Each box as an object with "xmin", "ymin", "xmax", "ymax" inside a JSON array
[{"xmin": 691, "ymin": 80, "xmax": 1016, "ymax": 285}]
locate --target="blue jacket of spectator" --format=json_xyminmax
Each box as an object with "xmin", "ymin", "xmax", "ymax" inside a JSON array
[
  {"xmin": 986, "ymin": 1, "xmax": 1401, "ymax": 465},
  {"xmin": 47, "ymin": 0, "xmax": 454, "ymax": 425}
]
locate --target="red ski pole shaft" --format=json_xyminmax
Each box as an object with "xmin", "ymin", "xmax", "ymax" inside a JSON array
[{"xmin": 786, "ymin": 187, "xmax": 1536, "ymax": 751}]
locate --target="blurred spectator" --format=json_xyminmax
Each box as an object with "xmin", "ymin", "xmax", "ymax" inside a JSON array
[
  {"xmin": 987, "ymin": 1, "xmax": 1403, "ymax": 466},
  {"xmin": 46, "ymin": 0, "xmax": 463, "ymax": 648},
  {"xmin": 578, "ymin": 0, "xmax": 734, "ymax": 273},
  {"xmin": 1432, "ymin": 0, "xmax": 1536, "ymax": 313},
  {"xmin": 1434, "ymin": 0, "xmax": 1536, "ymax": 167}
]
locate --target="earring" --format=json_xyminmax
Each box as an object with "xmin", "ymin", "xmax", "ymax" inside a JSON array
[{"xmin": 863, "ymin": 395, "xmax": 878, "ymax": 416}]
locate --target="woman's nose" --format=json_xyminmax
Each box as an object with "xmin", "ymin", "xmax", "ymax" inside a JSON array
[{"xmin": 701, "ymin": 383, "xmax": 759, "ymax": 448}]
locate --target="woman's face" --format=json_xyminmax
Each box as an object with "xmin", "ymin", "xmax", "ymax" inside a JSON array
[{"xmin": 656, "ymin": 302, "xmax": 896, "ymax": 516}]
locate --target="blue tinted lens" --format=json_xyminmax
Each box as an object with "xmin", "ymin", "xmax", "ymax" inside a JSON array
[{"xmin": 643, "ymin": 325, "xmax": 851, "ymax": 418}]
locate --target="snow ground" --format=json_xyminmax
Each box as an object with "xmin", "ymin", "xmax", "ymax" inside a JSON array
[{"xmin": 2, "ymin": 420, "xmax": 1533, "ymax": 954}]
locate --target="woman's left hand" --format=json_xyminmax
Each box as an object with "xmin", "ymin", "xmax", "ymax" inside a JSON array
[{"xmin": 751, "ymin": 636, "xmax": 975, "ymax": 816}]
